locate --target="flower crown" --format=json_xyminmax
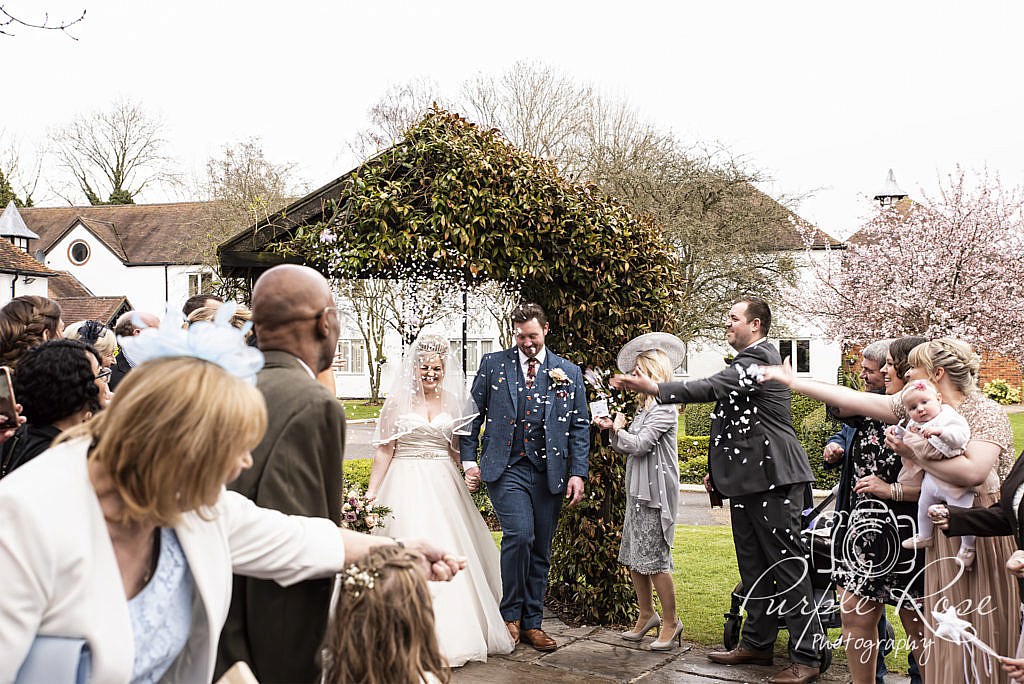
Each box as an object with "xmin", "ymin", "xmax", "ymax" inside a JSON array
[
  {"xmin": 118, "ymin": 302, "xmax": 264, "ymax": 383},
  {"xmin": 340, "ymin": 563, "xmax": 380, "ymax": 598}
]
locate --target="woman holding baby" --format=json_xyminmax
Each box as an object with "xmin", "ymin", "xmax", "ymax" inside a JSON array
[{"xmin": 761, "ymin": 338, "xmax": 1019, "ymax": 684}]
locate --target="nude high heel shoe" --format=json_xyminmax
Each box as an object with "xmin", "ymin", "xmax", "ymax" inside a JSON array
[
  {"xmin": 621, "ymin": 614, "xmax": 661, "ymax": 641},
  {"xmin": 650, "ymin": 617, "xmax": 684, "ymax": 650}
]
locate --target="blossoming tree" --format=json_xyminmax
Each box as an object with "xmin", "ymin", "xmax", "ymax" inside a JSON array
[{"xmin": 797, "ymin": 169, "xmax": 1024, "ymax": 359}]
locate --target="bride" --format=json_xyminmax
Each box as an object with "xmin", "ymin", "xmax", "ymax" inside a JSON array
[{"xmin": 367, "ymin": 333, "xmax": 514, "ymax": 666}]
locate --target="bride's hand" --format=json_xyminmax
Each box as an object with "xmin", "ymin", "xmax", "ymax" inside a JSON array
[
  {"xmin": 365, "ymin": 490, "xmax": 377, "ymax": 504},
  {"xmin": 757, "ymin": 358, "xmax": 794, "ymax": 387}
]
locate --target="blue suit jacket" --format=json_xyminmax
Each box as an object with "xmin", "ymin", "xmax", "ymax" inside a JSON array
[{"xmin": 460, "ymin": 347, "xmax": 590, "ymax": 494}]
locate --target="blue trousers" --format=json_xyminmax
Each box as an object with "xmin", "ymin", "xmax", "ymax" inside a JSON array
[{"xmin": 487, "ymin": 458, "xmax": 563, "ymax": 630}]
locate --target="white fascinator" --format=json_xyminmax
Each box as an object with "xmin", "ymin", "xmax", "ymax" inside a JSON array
[{"xmin": 118, "ymin": 301, "xmax": 264, "ymax": 383}]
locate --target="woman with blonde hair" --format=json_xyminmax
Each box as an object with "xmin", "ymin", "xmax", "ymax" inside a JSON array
[
  {"xmin": 594, "ymin": 333, "xmax": 683, "ymax": 650},
  {"xmin": 0, "ymin": 309, "xmax": 464, "ymax": 683},
  {"xmin": 323, "ymin": 544, "xmax": 451, "ymax": 684},
  {"xmin": 64, "ymin": 319, "xmax": 118, "ymax": 368},
  {"xmin": 760, "ymin": 337, "xmax": 1019, "ymax": 683}
]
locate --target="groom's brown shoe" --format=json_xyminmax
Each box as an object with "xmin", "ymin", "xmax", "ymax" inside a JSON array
[
  {"xmin": 768, "ymin": 663, "xmax": 820, "ymax": 684},
  {"xmin": 521, "ymin": 628, "xmax": 558, "ymax": 651},
  {"xmin": 505, "ymin": 620, "xmax": 520, "ymax": 645},
  {"xmin": 707, "ymin": 645, "xmax": 774, "ymax": 666}
]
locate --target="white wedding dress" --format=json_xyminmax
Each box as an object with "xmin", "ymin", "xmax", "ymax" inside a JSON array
[{"xmin": 375, "ymin": 412, "xmax": 515, "ymax": 667}]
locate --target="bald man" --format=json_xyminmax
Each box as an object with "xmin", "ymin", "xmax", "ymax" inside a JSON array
[
  {"xmin": 216, "ymin": 265, "xmax": 346, "ymax": 683},
  {"xmin": 109, "ymin": 310, "xmax": 160, "ymax": 390}
]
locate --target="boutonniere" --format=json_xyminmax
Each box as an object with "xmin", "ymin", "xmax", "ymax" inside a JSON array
[{"xmin": 548, "ymin": 368, "xmax": 571, "ymax": 386}]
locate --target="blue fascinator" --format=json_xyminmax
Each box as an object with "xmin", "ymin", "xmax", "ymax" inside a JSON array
[{"xmin": 118, "ymin": 302, "xmax": 264, "ymax": 383}]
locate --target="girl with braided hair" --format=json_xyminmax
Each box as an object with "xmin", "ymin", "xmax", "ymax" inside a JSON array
[
  {"xmin": 0, "ymin": 295, "xmax": 63, "ymax": 370},
  {"xmin": 323, "ymin": 544, "xmax": 450, "ymax": 684}
]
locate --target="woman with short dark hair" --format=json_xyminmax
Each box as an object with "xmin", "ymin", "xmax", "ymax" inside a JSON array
[{"xmin": 0, "ymin": 339, "xmax": 103, "ymax": 477}]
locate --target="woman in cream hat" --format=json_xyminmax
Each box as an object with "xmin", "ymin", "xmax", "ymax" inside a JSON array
[{"xmin": 594, "ymin": 332, "xmax": 685, "ymax": 650}]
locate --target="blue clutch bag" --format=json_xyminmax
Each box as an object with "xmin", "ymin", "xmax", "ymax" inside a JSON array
[{"xmin": 15, "ymin": 636, "xmax": 91, "ymax": 684}]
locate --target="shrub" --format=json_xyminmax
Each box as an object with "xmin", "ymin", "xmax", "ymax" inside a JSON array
[
  {"xmin": 683, "ymin": 402, "xmax": 715, "ymax": 436},
  {"xmin": 342, "ymin": 458, "xmax": 372, "ymax": 490},
  {"xmin": 678, "ymin": 434, "xmax": 710, "ymax": 462},
  {"xmin": 679, "ymin": 453, "xmax": 709, "ymax": 484},
  {"xmin": 800, "ymin": 404, "xmax": 841, "ymax": 490},
  {"xmin": 983, "ymin": 378, "xmax": 1021, "ymax": 406}
]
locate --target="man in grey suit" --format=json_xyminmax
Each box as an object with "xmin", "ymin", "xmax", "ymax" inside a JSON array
[
  {"xmin": 461, "ymin": 302, "xmax": 590, "ymax": 652},
  {"xmin": 612, "ymin": 297, "xmax": 823, "ymax": 684},
  {"xmin": 216, "ymin": 265, "xmax": 346, "ymax": 683}
]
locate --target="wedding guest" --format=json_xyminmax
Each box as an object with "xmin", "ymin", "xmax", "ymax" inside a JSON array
[
  {"xmin": 759, "ymin": 337, "xmax": 1020, "ymax": 684},
  {"xmin": 0, "ymin": 339, "xmax": 103, "ymax": 478},
  {"xmin": 929, "ymin": 448, "xmax": 1024, "ymax": 677},
  {"xmin": 183, "ymin": 292, "xmax": 223, "ymax": 317},
  {"xmin": 0, "ymin": 295, "xmax": 63, "ymax": 370},
  {"xmin": 820, "ymin": 338, "xmax": 925, "ymax": 684},
  {"xmin": 187, "ymin": 303, "xmax": 251, "ymax": 329},
  {"xmin": 217, "ymin": 265, "xmax": 348, "ymax": 683},
  {"xmin": 110, "ymin": 310, "xmax": 160, "ymax": 390},
  {"xmin": 0, "ymin": 314, "xmax": 463, "ymax": 683},
  {"xmin": 322, "ymin": 545, "xmax": 451, "ymax": 684},
  {"xmin": 611, "ymin": 297, "xmax": 823, "ymax": 684},
  {"xmin": 594, "ymin": 333, "xmax": 683, "ymax": 650},
  {"xmin": 63, "ymin": 319, "xmax": 117, "ymax": 368},
  {"xmin": 881, "ymin": 336, "xmax": 928, "ymax": 396}
]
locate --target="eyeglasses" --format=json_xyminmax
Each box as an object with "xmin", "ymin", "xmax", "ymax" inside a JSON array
[{"xmin": 96, "ymin": 368, "xmax": 112, "ymax": 382}]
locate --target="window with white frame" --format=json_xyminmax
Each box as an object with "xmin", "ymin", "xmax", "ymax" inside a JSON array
[
  {"xmin": 335, "ymin": 339, "xmax": 367, "ymax": 374},
  {"xmin": 188, "ymin": 272, "xmax": 214, "ymax": 297},
  {"xmin": 776, "ymin": 338, "xmax": 811, "ymax": 373},
  {"xmin": 449, "ymin": 339, "xmax": 494, "ymax": 373}
]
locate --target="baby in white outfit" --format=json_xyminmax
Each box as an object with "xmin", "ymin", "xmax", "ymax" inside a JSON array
[{"xmin": 893, "ymin": 379, "xmax": 974, "ymax": 567}]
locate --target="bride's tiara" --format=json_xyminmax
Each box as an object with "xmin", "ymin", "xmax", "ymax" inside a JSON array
[{"xmin": 414, "ymin": 333, "xmax": 448, "ymax": 357}]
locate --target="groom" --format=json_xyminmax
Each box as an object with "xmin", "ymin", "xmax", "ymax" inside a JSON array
[{"xmin": 462, "ymin": 302, "xmax": 590, "ymax": 651}]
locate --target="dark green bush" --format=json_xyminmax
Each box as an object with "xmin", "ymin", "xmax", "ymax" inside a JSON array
[
  {"xmin": 800, "ymin": 404, "xmax": 841, "ymax": 490},
  {"xmin": 679, "ymin": 453, "xmax": 709, "ymax": 484},
  {"xmin": 683, "ymin": 402, "xmax": 715, "ymax": 436}
]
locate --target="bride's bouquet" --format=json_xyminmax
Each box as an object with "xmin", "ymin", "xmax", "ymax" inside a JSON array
[{"xmin": 340, "ymin": 485, "xmax": 392, "ymax": 533}]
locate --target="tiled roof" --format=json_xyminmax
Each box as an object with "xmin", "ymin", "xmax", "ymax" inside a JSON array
[
  {"xmin": 55, "ymin": 296, "xmax": 131, "ymax": 326},
  {"xmin": 847, "ymin": 198, "xmax": 919, "ymax": 246},
  {"xmin": 0, "ymin": 237, "xmax": 57, "ymax": 276},
  {"xmin": 20, "ymin": 202, "xmax": 216, "ymax": 265},
  {"xmin": 48, "ymin": 271, "xmax": 92, "ymax": 298}
]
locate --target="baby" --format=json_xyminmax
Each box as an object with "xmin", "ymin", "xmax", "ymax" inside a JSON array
[{"xmin": 894, "ymin": 379, "xmax": 974, "ymax": 566}]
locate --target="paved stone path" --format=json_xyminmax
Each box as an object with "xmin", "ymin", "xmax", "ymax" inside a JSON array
[{"xmin": 454, "ymin": 615, "xmax": 912, "ymax": 683}]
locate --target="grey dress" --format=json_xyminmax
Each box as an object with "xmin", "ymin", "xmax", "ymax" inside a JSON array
[{"xmin": 610, "ymin": 403, "xmax": 680, "ymax": 574}]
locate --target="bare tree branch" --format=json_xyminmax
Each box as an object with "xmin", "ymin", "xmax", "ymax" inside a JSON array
[{"xmin": 0, "ymin": 4, "xmax": 85, "ymax": 38}]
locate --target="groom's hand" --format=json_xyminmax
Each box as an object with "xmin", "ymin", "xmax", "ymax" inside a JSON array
[
  {"xmin": 609, "ymin": 373, "xmax": 658, "ymax": 395},
  {"xmin": 565, "ymin": 476, "xmax": 585, "ymax": 507},
  {"xmin": 464, "ymin": 466, "xmax": 481, "ymax": 492}
]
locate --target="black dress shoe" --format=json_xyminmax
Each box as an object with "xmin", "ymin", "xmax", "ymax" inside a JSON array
[{"xmin": 707, "ymin": 645, "xmax": 774, "ymax": 666}]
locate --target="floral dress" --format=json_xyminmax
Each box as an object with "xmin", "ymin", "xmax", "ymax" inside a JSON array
[{"xmin": 831, "ymin": 415, "xmax": 924, "ymax": 604}]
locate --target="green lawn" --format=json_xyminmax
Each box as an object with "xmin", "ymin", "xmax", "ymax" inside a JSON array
[
  {"xmin": 340, "ymin": 400, "xmax": 382, "ymax": 421},
  {"xmin": 1010, "ymin": 412, "xmax": 1024, "ymax": 456}
]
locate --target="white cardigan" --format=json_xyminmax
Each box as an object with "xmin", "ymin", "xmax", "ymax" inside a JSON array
[{"xmin": 0, "ymin": 438, "xmax": 346, "ymax": 683}]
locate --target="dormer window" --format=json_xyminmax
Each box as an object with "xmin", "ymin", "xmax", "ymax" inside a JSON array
[{"xmin": 68, "ymin": 240, "xmax": 91, "ymax": 265}]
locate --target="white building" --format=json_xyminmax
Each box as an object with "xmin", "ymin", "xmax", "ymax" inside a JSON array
[{"xmin": 20, "ymin": 202, "xmax": 216, "ymax": 316}]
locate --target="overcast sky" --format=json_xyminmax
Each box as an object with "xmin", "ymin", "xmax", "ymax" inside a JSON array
[{"xmin": 4, "ymin": 0, "xmax": 1022, "ymax": 238}]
